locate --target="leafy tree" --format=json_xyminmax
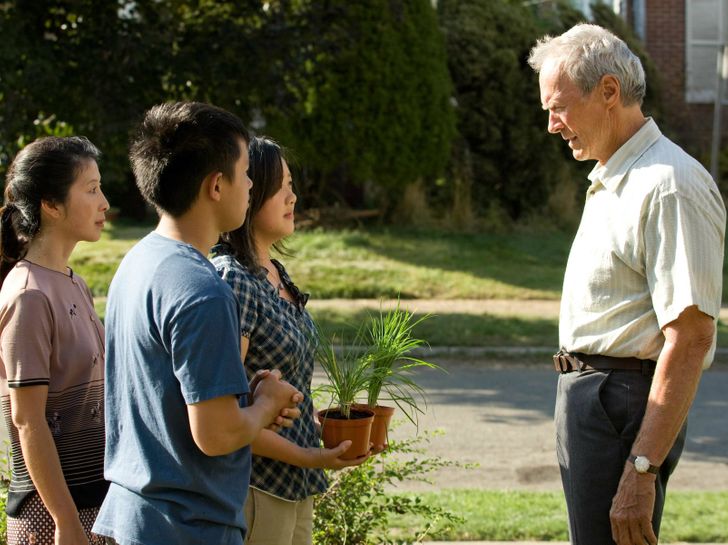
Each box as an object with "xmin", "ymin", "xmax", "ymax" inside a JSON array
[
  {"xmin": 1, "ymin": 1, "xmax": 455, "ymax": 219},
  {"xmin": 0, "ymin": 0, "xmax": 166, "ymax": 216},
  {"xmin": 438, "ymin": 0, "xmax": 576, "ymax": 222},
  {"xmin": 265, "ymin": 0, "xmax": 455, "ymax": 212}
]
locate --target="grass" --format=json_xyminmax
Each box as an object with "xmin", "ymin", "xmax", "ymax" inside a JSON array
[
  {"xmin": 387, "ymin": 489, "xmax": 728, "ymax": 542},
  {"xmin": 309, "ymin": 305, "xmax": 728, "ymax": 356},
  {"xmin": 70, "ymin": 220, "xmax": 153, "ymax": 298},
  {"xmin": 284, "ymin": 227, "xmax": 572, "ymax": 299},
  {"xmin": 309, "ymin": 307, "xmax": 559, "ymax": 347},
  {"xmin": 73, "ymin": 222, "xmax": 728, "ymax": 302},
  {"xmin": 73, "ymin": 222, "xmax": 728, "ymax": 353},
  {"xmin": 69, "ymin": 223, "xmax": 573, "ymax": 301}
]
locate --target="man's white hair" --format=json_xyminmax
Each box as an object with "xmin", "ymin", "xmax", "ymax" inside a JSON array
[{"xmin": 528, "ymin": 23, "xmax": 646, "ymax": 106}]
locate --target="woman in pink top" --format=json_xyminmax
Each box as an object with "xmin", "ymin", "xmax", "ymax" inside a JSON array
[{"xmin": 0, "ymin": 137, "xmax": 110, "ymax": 545}]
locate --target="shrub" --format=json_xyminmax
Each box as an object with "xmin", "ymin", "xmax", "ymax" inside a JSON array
[
  {"xmin": 313, "ymin": 430, "xmax": 467, "ymax": 545},
  {"xmin": 438, "ymin": 0, "xmax": 573, "ymax": 223},
  {"xmin": 266, "ymin": 0, "xmax": 456, "ymax": 214}
]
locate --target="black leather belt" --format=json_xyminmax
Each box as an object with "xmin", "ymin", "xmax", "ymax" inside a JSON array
[{"xmin": 553, "ymin": 350, "xmax": 656, "ymax": 376}]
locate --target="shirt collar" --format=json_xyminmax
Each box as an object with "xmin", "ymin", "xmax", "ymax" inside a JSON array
[{"xmin": 587, "ymin": 117, "xmax": 662, "ymax": 192}]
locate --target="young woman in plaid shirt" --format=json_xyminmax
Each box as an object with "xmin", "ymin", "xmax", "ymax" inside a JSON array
[{"xmin": 212, "ymin": 136, "xmax": 368, "ymax": 545}]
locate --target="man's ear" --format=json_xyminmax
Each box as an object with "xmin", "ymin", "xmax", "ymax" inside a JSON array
[
  {"xmin": 204, "ymin": 172, "xmax": 225, "ymax": 202},
  {"xmin": 40, "ymin": 199, "xmax": 63, "ymax": 220},
  {"xmin": 601, "ymin": 74, "xmax": 621, "ymax": 109}
]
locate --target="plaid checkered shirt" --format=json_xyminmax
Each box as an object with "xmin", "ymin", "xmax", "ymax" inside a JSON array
[{"xmin": 211, "ymin": 245, "xmax": 328, "ymax": 501}]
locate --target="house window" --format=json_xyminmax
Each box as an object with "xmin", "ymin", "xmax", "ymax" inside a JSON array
[
  {"xmin": 568, "ymin": 0, "xmax": 616, "ymax": 18},
  {"xmin": 686, "ymin": 0, "xmax": 728, "ymax": 103}
]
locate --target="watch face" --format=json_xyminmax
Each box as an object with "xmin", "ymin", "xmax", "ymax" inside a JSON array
[{"xmin": 634, "ymin": 456, "xmax": 651, "ymax": 473}]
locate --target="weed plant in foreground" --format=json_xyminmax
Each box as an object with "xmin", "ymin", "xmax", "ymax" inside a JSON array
[{"xmin": 313, "ymin": 429, "xmax": 471, "ymax": 545}]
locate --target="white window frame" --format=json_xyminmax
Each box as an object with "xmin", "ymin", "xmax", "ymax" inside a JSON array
[{"xmin": 686, "ymin": 0, "xmax": 727, "ymax": 103}]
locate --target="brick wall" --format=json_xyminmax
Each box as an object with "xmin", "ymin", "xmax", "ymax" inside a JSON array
[{"xmin": 642, "ymin": 0, "xmax": 723, "ymax": 157}]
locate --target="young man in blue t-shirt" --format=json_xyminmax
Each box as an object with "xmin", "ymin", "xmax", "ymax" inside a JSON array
[{"xmin": 93, "ymin": 102, "xmax": 302, "ymax": 545}]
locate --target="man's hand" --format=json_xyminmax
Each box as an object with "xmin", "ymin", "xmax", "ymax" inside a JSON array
[
  {"xmin": 267, "ymin": 406, "xmax": 302, "ymax": 433},
  {"xmin": 248, "ymin": 369, "xmax": 303, "ymax": 431},
  {"xmin": 251, "ymin": 369, "xmax": 302, "ymax": 428},
  {"xmin": 610, "ymin": 462, "xmax": 657, "ymax": 545}
]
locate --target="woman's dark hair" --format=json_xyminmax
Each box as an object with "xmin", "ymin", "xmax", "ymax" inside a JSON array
[
  {"xmin": 1, "ymin": 136, "xmax": 100, "ymax": 286},
  {"xmin": 221, "ymin": 136, "xmax": 291, "ymax": 269}
]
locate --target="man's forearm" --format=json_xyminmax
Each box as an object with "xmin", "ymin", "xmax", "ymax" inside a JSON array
[
  {"xmin": 631, "ymin": 351, "xmax": 701, "ymax": 464},
  {"xmin": 630, "ymin": 319, "xmax": 711, "ymax": 464}
]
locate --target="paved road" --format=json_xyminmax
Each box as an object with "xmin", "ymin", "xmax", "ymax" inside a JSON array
[
  {"xmin": 3, "ymin": 356, "xmax": 725, "ymax": 492},
  {"xmin": 314, "ymin": 359, "xmax": 728, "ymax": 492}
]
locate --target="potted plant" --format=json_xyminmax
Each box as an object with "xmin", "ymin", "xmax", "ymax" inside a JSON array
[
  {"xmin": 355, "ymin": 303, "xmax": 441, "ymax": 453},
  {"xmin": 314, "ymin": 326, "xmax": 382, "ymax": 460}
]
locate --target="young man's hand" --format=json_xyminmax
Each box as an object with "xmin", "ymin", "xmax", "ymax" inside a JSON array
[
  {"xmin": 251, "ymin": 369, "xmax": 302, "ymax": 428},
  {"xmin": 248, "ymin": 369, "xmax": 303, "ymax": 431},
  {"xmin": 267, "ymin": 406, "xmax": 302, "ymax": 432}
]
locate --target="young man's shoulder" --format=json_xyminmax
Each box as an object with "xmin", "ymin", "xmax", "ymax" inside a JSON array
[{"xmin": 113, "ymin": 232, "xmax": 233, "ymax": 304}]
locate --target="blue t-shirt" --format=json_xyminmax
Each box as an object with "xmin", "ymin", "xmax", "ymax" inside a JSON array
[{"xmin": 93, "ymin": 232, "xmax": 251, "ymax": 545}]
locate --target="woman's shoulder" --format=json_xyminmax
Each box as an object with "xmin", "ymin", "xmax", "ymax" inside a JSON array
[
  {"xmin": 0, "ymin": 269, "xmax": 51, "ymax": 318},
  {"xmin": 213, "ymin": 256, "xmax": 255, "ymax": 280},
  {"xmin": 1, "ymin": 261, "xmax": 57, "ymax": 305},
  {"xmin": 211, "ymin": 252, "xmax": 265, "ymax": 299}
]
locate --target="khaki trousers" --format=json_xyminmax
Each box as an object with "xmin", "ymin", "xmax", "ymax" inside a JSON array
[{"xmin": 243, "ymin": 487, "xmax": 314, "ymax": 545}]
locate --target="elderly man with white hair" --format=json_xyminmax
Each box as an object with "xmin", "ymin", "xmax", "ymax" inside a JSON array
[{"xmin": 528, "ymin": 24, "xmax": 725, "ymax": 545}]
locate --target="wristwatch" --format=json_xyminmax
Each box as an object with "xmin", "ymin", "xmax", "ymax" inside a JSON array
[{"xmin": 628, "ymin": 454, "xmax": 660, "ymax": 475}]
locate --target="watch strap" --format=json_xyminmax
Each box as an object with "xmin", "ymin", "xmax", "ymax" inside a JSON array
[{"xmin": 628, "ymin": 454, "xmax": 660, "ymax": 474}]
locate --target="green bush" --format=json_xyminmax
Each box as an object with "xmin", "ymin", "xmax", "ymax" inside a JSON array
[
  {"xmin": 437, "ymin": 0, "xmax": 575, "ymax": 222},
  {"xmin": 313, "ymin": 430, "xmax": 466, "ymax": 545},
  {"xmin": 267, "ymin": 0, "xmax": 455, "ymax": 214},
  {"xmin": 1, "ymin": 1, "xmax": 455, "ymax": 221},
  {"xmin": 0, "ymin": 443, "xmax": 9, "ymax": 545},
  {"xmin": 436, "ymin": 0, "xmax": 664, "ymax": 225},
  {"xmin": 0, "ymin": 485, "xmax": 6, "ymax": 545}
]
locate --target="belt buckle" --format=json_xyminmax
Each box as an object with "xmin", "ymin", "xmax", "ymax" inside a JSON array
[{"xmin": 553, "ymin": 350, "xmax": 571, "ymax": 373}]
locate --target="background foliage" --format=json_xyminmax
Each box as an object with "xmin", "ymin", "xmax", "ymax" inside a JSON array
[{"xmin": 0, "ymin": 0, "xmax": 664, "ymax": 227}]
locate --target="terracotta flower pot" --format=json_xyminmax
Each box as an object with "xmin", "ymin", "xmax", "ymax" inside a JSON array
[
  {"xmin": 317, "ymin": 407, "xmax": 374, "ymax": 460},
  {"xmin": 353, "ymin": 404, "xmax": 395, "ymax": 454}
]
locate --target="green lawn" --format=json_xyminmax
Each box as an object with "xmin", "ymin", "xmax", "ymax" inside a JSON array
[
  {"xmin": 283, "ymin": 227, "xmax": 571, "ymax": 299},
  {"xmin": 309, "ymin": 307, "xmax": 559, "ymax": 347},
  {"xmin": 72, "ymin": 222, "xmax": 728, "ymax": 302},
  {"xmin": 73, "ymin": 222, "xmax": 728, "ymax": 353},
  {"xmin": 70, "ymin": 223, "xmax": 572, "ymax": 301},
  {"xmin": 388, "ymin": 490, "xmax": 728, "ymax": 542},
  {"xmin": 309, "ymin": 306, "xmax": 728, "ymax": 359},
  {"xmin": 70, "ymin": 221, "xmax": 154, "ymax": 298}
]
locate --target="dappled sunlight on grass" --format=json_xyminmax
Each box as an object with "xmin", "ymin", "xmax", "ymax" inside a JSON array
[
  {"xmin": 386, "ymin": 490, "xmax": 728, "ymax": 542},
  {"xmin": 310, "ymin": 307, "xmax": 558, "ymax": 347},
  {"xmin": 288, "ymin": 227, "xmax": 569, "ymax": 299}
]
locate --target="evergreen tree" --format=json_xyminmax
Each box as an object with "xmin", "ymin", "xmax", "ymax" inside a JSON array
[
  {"xmin": 439, "ymin": 0, "xmax": 573, "ymax": 222},
  {"xmin": 267, "ymin": 0, "xmax": 455, "ymax": 211}
]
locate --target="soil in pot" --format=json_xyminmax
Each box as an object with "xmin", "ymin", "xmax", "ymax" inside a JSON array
[
  {"xmin": 353, "ymin": 404, "xmax": 395, "ymax": 454},
  {"xmin": 317, "ymin": 408, "xmax": 374, "ymax": 460}
]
